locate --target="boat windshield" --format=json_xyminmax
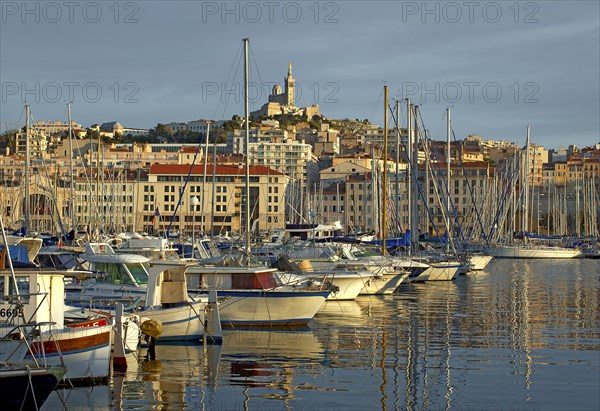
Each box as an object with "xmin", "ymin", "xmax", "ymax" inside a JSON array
[
  {"xmin": 125, "ymin": 263, "xmax": 149, "ymax": 285},
  {"xmin": 352, "ymin": 246, "xmax": 381, "ymax": 258},
  {"xmin": 94, "ymin": 262, "xmax": 148, "ymax": 285}
]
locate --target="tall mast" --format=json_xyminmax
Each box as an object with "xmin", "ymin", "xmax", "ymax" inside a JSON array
[
  {"xmin": 446, "ymin": 107, "xmax": 451, "ymax": 253},
  {"xmin": 423, "ymin": 128, "xmax": 430, "ymax": 236},
  {"xmin": 406, "ymin": 98, "xmax": 412, "ymax": 254},
  {"xmin": 524, "ymin": 125, "xmax": 530, "ymax": 233},
  {"xmin": 97, "ymin": 125, "xmax": 101, "ymax": 238},
  {"xmin": 68, "ymin": 103, "xmax": 76, "ymax": 238},
  {"xmin": 382, "ymin": 85, "xmax": 388, "ymax": 256},
  {"xmin": 395, "ymin": 99, "xmax": 400, "ymax": 238},
  {"xmin": 24, "ymin": 104, "xmax": 31, "ymax": 234},
  {"xmin": 412, "ymin": 105, "xmax": 420, "ymax": 250},
  {"xmin": 575, "ymin": 163, "xmax": 580, "ymax": 236},
  {"xmin": 243, "ymin": 38, "xmax": 251, "ymax": 264},
  {"xmin": 211, "ymin": 121, "xmax": 217, "ymax": 235},
  {"xmin": 201, "ymin": 121, "xmax": 211, "ymax": 236}
]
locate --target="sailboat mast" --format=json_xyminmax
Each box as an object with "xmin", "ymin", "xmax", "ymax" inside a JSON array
[
  {"xmin": 406, "ymin": 98, "xmax": 412, "ymax": 254},
  {"xmin": 211, "ymin": 121, "xmax": 217, "ymax": 235},
  {"xmin": 97, "ymin": 125, "xmax": 101, "ymax": 237},
  {"xmin": 24, "ymin": 104, "xmax": 31, "ymax": 234},
  {"xmin": 446, "ymin": 107, "xmax": 451, "ymax": 253},
  {"xmin": 243, "ymin": 37, "xmax": 251, "ymax": 263},
  {"xmin": 382, "ymin": 85, "xmax": 388, "ymax": 256},
  {"xmin": 412, "ymin": 105, "xmax": 420, "ymax": 246},
  {"xmin": 395, "ymin": 99, "xmax": 401, "ymax": 238},
  {"xmin": 575, "ymin": 164, "xmax": 580, "ymax": 236},
  {"xmin": 68, "ymin": 103, "xmax": 76, "ymax": 237},
  {"xmin": 201, "ymin": 121, "xmax": 211, "ymax": 236},
  {"xmin": 524, "ymin": 125, "xmax": 530, "ymax": 233},
  {"xmin": 0, "ymin": 215, "xmax": 20, "ymax": 298}
]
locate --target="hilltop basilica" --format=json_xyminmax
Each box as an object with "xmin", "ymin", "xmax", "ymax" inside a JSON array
[{"xmin": 251, "ymin": 62, "xmax": 321, "ymax": 119}]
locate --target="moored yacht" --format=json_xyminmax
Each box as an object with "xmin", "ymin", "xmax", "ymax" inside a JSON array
[
  {"xmin": 186, "ymin": 259, "xmax": 331, "ymax": 327},
  {"xmin": 489, "ymin": 244, "xmax": 582, "ymax": 259}
]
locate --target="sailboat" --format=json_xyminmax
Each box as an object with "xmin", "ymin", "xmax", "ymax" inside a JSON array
[{"xmin": 490, "ymin": 126, "xmax": 581, "ymax": 259}]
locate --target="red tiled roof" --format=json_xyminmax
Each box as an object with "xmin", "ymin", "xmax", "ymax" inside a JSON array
[
  {"xmin": 421, "ymin": 161, "xmax": 490, "ymax": 169},
  {"xmin": 149, "ymin": 163, "xmax": 284, "ymax": 176}
]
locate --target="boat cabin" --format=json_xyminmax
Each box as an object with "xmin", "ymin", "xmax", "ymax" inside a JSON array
[{"xmin": 186, "ymin": 266, "xmax": 280, "ymax": 291}]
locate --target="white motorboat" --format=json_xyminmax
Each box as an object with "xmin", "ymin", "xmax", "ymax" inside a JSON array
[
  {"xmin": 186, "ymin": 263, "xmax": 330, "ymax": 327},
  {"xmin": 137, "ymin": 261, "xmax": 222, "ymax": 343},
  {"xmin": 277, "ymin": 269, "xmax": 375, "ymax": 301}
]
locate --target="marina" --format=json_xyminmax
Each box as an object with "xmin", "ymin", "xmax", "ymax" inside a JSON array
[
  {"xmin": 23, "ymin": 258, "xmax": 598, "ymax": 410},
  {"xmin": 1, "ymin": 2, "xmax": 599, "ymax": 410}
]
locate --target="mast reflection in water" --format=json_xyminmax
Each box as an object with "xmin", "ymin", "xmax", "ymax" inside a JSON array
[{"xmin": 42, "ymin": 259, "xmax": 599, "ymax": 410}]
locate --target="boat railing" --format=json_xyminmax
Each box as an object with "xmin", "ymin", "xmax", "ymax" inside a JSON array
[
  {"xmin": 1, "ymin": 320, "xmax": 60, "ymax": 366},
  {"xmin": 66, "ymin": 296, "xmax": 143, "ymax": 313}
]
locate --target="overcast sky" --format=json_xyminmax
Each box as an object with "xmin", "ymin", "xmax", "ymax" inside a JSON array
[{"xmin": 1, "ymin": 1, "xmax": 598, "ymax": 149}]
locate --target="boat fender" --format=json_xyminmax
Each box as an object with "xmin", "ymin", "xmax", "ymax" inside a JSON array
[{"xmin": 141, "ymin": 319, "xmax": 162, "ymax": 339}]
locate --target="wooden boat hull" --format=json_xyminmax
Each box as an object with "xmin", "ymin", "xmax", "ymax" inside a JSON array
[{"xmin": 27, "ymin": 325, "xmax": 113, "ymax": 383}]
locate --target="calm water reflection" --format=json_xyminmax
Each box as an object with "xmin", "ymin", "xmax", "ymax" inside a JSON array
[{"xmin": 42, "ymin": 259, "xmax": 599, "ymax": 410}]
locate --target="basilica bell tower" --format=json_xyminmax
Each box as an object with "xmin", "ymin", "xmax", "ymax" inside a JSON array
[{"xmin": 284, "ymin": 61, "xmax": 295, "ymax": 107}]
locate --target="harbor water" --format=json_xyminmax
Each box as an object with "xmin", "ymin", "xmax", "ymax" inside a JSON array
[{"xmin": 41, "ymin": 258, "xmax": 599, "ymax": 410}]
